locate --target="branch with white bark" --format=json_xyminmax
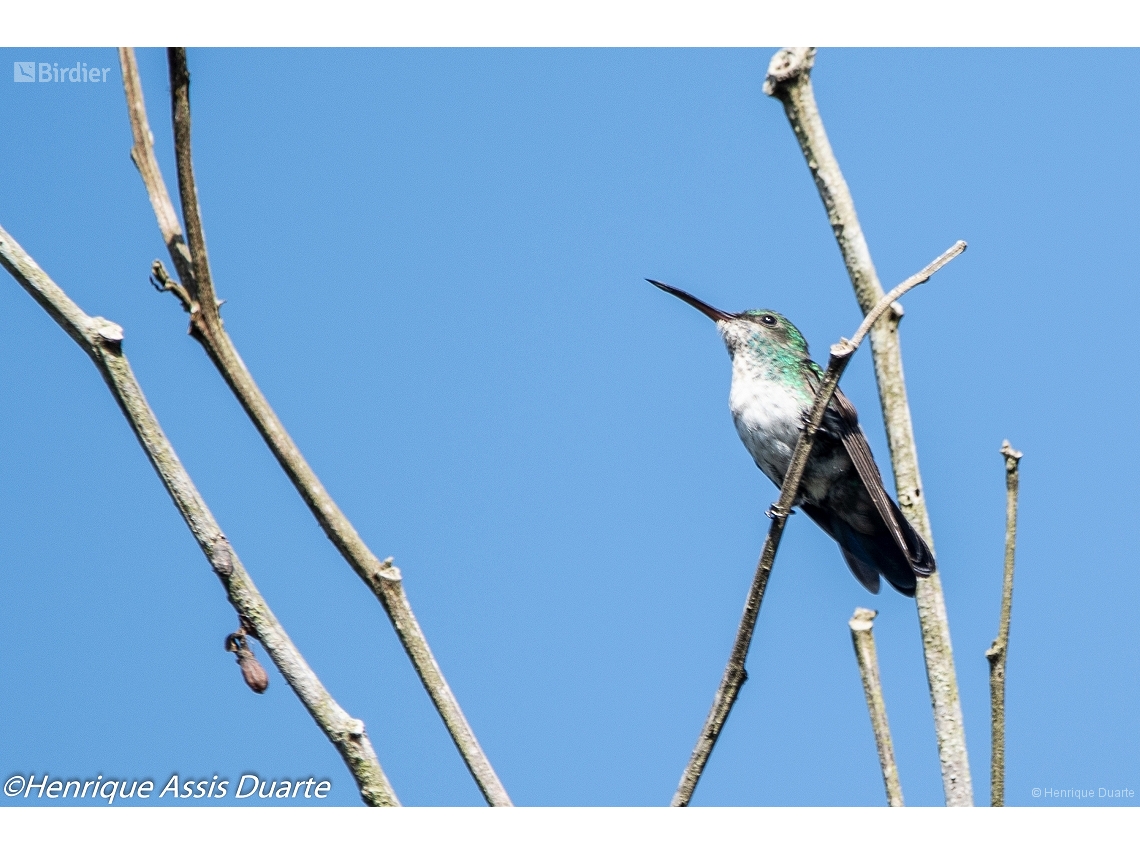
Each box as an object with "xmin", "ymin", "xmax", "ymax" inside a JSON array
[
  {"xmin": 0, "ymin": 224, "xmax": 398, "ymax": 807},
  {"xmin": 764, "ymin": 46, "xmax": 974, "ymax": 806},
  {"xmin": 849, "ymin": 608, "xmax": 904, "ymax": 807},
  {"xmin": 118, "ymin": 47, "xmax": 511, "ymax": 806}
]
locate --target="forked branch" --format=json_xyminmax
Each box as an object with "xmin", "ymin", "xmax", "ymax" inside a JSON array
[
  {"xmin": 671, "ymin": 242, "xmax": 964, "ymax": 807},
  {"xmin": 764, "ymin": 46, "xmax": 974, "ymax": 806},
  {"xmin": 118, "ymin": 47, "xmax": 511, "ymax": 806},
  {"xmin": 0, "ymin": 225, "xmax": 398, "ymax": 807}
]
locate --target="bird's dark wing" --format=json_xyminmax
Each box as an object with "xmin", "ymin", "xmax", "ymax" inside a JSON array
[
  {"xmin": 827, "ymin": 387, "xmax": 913, "ymax": 560},
  {"xmin": 801, "ymin": 360, "xmax": 935, "ymax": 578}
]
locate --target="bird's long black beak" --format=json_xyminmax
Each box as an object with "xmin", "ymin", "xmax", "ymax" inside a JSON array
[{"xmin": 647, "ymin": 279, "xmax": 733, "ymax": 322}]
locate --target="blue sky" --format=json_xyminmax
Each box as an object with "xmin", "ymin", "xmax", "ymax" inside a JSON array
[{"xmin": 1, "ymin": 48, "xmax": 1137, "ymax": 807}]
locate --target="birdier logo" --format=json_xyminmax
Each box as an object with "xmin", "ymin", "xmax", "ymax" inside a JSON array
[{"xmin": 13, "ymin": 61, "xmax": 111, "ymax": 83}]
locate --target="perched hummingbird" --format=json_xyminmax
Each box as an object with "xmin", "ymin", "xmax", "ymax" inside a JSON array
[{"xmin": 650, "ymin": 279, "xmax": 935, "ymax": 596}]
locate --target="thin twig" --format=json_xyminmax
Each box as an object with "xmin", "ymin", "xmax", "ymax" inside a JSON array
[
  {"xmin": 166, "ymin": 48, "xmax": 222, "ymax": 329},
  {"xmin": 0, "ymin": 224, "xmax": 398, "ymax": 807},
  {"xmin": 849, "ymin": 608, "xmax": 904, "ymax": 807},
  {"xmin": 835, "ymin": 242, "xmax": 966, "ymax": 357},
  {"xmin": 671, "ymin": 244, "xmax": 962, "ymax": 806},
  {"xmin": 764, "ymin": 47, "xmax": 974, "ymax": 806},
  {"xmin": 985, "ymin": 440, "xmax": 1022, "ymax": 807},
  {"xmin": 118, "ymin": 47, "xmax": 194, "ymax": 296},
  {"xmin": 118, "ymin": 47, "xmax": 510, "ymax": 806}
]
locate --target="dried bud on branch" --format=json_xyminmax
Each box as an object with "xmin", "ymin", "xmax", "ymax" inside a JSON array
[{"xmin": 226, "ymin": 631, "xmax": 270, "ymax": 694}]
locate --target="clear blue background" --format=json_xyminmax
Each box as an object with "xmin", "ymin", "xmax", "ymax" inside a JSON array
[{"xmin": 1, "ymin": 48, "xmax": 1136, "ymax": 807}]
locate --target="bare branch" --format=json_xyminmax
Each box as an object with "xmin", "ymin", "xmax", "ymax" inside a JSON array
[
  {"xmin": 985, "ymin": 440, "xmax": 1023, "ymax": 806},
  {"xmin": 671, "ymin": 245, "xmax": 962, "ymax": 806},
  {"xmin": 118, "ymin": 48, "xmax": 195, "ymax": 294},
  {"xmin": 764, "ymin": 46, "xmax": 974, "ymax": 806},
  {"xmin": 166, "ymin": 48, "xmax": 222, "ymax": 328},
  {"xmin": 0, "ymin": 224, "xmax": 398, "ymax": 807},
  {"xmin": 118, "ymin": 47, "xmax": 511, "ymax": 806},
  {"xmin": 837, "ymin": 242, "xmax": 965, "ymax": 356},
  {"xmin": 849, "ymin": 608, "xmax": 904, "ymax": 807}
]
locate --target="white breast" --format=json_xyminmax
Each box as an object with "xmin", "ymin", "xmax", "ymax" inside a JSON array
[{"xmin": 728, "ymin": 357, "xmax": 810, "ymax": 487}]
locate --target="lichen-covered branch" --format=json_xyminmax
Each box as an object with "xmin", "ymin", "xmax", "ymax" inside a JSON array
[
  {"xmin": 985, "ymin": 440, "xmax": 1022, "ymax": 806},
  {"xmin": 671, "ymin": 244, "xmax": 962, "ymax": 807},
  {"xmin": 117, "ymin": 47, "xmax": 511, "ymax": 807},
  {"xmin": 849, "ymin": 608, "xmax": 903, "ymax": 806},
  {"xmin": 0, "ymin": 224, "xmax": 398, "ymax": 807},
  {"xmin": 764, "ymin": 47, "xmax": 974, "ymax": 806}
]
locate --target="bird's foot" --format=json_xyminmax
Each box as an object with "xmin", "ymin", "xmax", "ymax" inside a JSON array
[{"xmin": 766, "ymin": 504, "xmax": 795, "ymax": 520}]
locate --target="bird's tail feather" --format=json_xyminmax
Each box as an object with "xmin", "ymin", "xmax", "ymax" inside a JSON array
[
  {"xmin": 891, "ymin": 498, "xmax": 936, "ymax": 576},
  {"xmin": 802, "ymin": 499, "xmax": 932, "ymax": 597}
]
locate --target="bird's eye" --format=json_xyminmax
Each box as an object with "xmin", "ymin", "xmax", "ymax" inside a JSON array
[{"xmin": 760, "ymin": 314, "xmax": 777, "ymax": 326}]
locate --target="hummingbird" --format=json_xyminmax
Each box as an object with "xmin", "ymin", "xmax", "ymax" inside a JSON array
[{"xmin": 650, "ymin": 279, "xmax": 935, "ymax": 596}]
